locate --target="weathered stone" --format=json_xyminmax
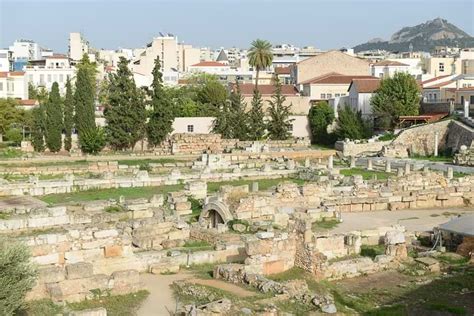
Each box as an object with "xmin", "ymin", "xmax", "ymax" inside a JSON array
[
  {"xmin": 66, "ymin": 262, "xmax": 93, "ymax": 280},
  {"xmin": 69, "ymin": 307, "xmax": 107, "ymax": 316},
  {"xmin": 384, "ymin": 230, "xmax": 405, "ymax": 245},
  {"xmin": 104, "ymin": 245, "xmax": 123, "ymax": 258}
]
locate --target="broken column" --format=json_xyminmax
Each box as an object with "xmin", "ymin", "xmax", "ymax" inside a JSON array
[
  {"xmin": 397, "ymin": 168, "xmax": 404, "ymax": 177},
  {"xmin": 366, "ymin": 158, "xmax": 373, "ymax": 171},
  {"xmin": 385, "ymin": 160, "xmax": 391, "ymax": 173},
  {"xmin": 464, "ymin": 99, "xmax": 470, "ymax": 118},
  {"xmin": 327, "ymin": 155, "xmax": 333, "ymax": 170},
  {"xmin": 404, "ymin": 163, "xmax": 411, "ymax": 175},
  {"xmin": 304, "ymin": 158, "xmax": 311, "ymax": 168},
  {"xmin": 350, "ymin": 156, "xmax": 356, "ymax": 168},
  {"xmin": 447, "ymin": 167, "xmax": 454, "ymax": 180},
  {"xmin": 251, "ymin": 182, "xmax": 259, "ymax": 192},
  {"xmin": 434, "ymin": 131, "xmax": 439, "ymax": 157},
  {"xmin": 384, "ymin": 230, "xmax": 407, "ymax": 259}
]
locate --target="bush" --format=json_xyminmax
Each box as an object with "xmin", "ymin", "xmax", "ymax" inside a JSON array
[
  {"xmin": 79, "ymin": 127, "xmax": 106, "ymax": 155},
  {"xmin": 5, "ymin": 128, "xmax": 23, "ymax": 146},
  {"xmin": 335, "ymin": 105, "xmax": 373, "ymax": 140},
  {"xmin": 0, "ymin": 238, "xmax": 38, "ymax": 315},
  {"xmin": 308, "ymin": 101, "xmax": 336, "ymax": 145},
  {"xmin": 138, "ymin": 162, "xmax": 151, "ymax": 172},
  {"xmin": 378, "ymin": 132, "xmax": 395, "ymax": 141}
]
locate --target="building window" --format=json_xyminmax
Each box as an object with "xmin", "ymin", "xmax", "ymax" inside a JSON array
[
  {"xmin": 47, "ymin": 74, "xmax": 52, "ymax": 82},
  {"xmin": 0, "ymin": 82, "xmax": 3, "ymax": 91},
  {"xmin": 187, "ymin": 125, "xmax": 194, "ymax": 133},
  {"xmin": 53, "ymin": 74, "xmax": 58, "ymax": 82},
  {"xmin": 335, "ymin": 93, "xmax": 340, "ymax": 97},
  {"xmin": 29, "ymin": 74, "xmax": 33, "ymax": 82},
  {"xmin": 288, "ymin": 124, "xmax": 293, "ymax": 132},
  {"xmin": 59, "ymin": 74, "xmax": 64, "ymax": 82},
  {"xmin": 327, "ymin": 93, "xmax": 332, "ymax": 99},
  {"xmin": 320, "ymin": 93, "xmax": 326, "ymax": 99},
  {"xmin": 40, "ymin": 74, "xmax": 45, "ymax": 85},
  {"xmin": 439, "ymin": 63, "xmax": 444, "ymax": 72}
]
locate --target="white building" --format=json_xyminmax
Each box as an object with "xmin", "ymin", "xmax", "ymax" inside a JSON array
[
  {"xmin": 0, "ymin": 49, "xmax": 13, "ymax": 72},
  {"xmin": 188, "ymin": 61, "xmax": 230, "ymax": 74},
  {"xmin": 69, "ymin": 32, "xmax": 90, "ymax": 62},
  {"xmin": 371, "ymin": 60, "xmax": 411, "ymax": 79},
  {"xmin": 25, "ymin": 55, "xmax": 75, "ymax": 94},
  {"xmin": 9, "ymin": 39, "xmax": 41, "ymax": 61},
  {"xmin": 0, "ymin": 71, "xmax": 28, "ymax": 100},
  {"xmin": 348, "ymin": 78, "xmax": 381, "ymax": 117}
]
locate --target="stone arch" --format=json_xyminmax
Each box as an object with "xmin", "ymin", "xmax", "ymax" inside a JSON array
[{"xmin": 199, "ymin": 200, "xmax": 233, "ymax": 228}]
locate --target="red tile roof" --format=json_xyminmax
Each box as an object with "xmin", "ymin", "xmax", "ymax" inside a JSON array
[
  {"xmin": 0, "ymin": 72, "xmax": 7, "ymax": 78},
  {"xmin": 348, "ymin": 78, "xmax": 381, "ymax": 93},
  {"xmin": 373, "ymin": 60, "xmax": 409, "ymax": 67},
  {"xmin": 191, "ymin": 61, "xmax": 227, "ymax": 67},
  {"xmin": 421, "ymin": 75, "xmax": 451, "ymax": 85},
  {"xmin": 275, "ymin": 66, "xmax": 291, "ymax": 75},
  {"xmin": 423, "ymin": 80, "xmax": 455, "ymax": 89},
  {"xmin": 47, "ymin": 54, "xmax": 69, "ymax": 59},
  {"xmin": 457, "ymin": 87, "xmax": 474, "ymax": 91},
  {"xmin": 10, "ymin": 71, "xmax": 25, "ymax": 76},
  {"xmin": 301, "ymin": 73, "xmax": 378, "ymax": 85},
  {"xmin": 237, "ymin": 83, "xmax": 299, "ymax": 96},
  {"xmin": 18, "ymin": 99, "xmax": 38, "ymax": 106}
]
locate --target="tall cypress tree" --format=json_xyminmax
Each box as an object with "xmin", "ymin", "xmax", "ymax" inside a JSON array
[
  {"xmin": 247, "ymin": 88, "xmax": 265, "ymax": 140},
  {"xmin": 63, "ymin": 78, "xmax": 74, "ymax": 151},
  {"xmin": 74, "ymin": 54, "xmax": 96, "ymax": 138},
  {"xmin": 266, "ymin": 76, "xmax": 294, "ymax": 140},
  {"xmin": 45, "ymin": 82, "xmax": 63, "ymax": 152},
  {"xmin": 104, "ymin": 57, "xmax": 146, "ymax": 150},
  {"xmin": 31, "ymin": 105, "xmax": 45, "ymax": 152},
  {"xmin": 147, "ymin": 56, "xmax": 174, "ymax": 147},
  {"xmin": 229, "ymin": 81, "xmax": 249, "ymax": 140}
]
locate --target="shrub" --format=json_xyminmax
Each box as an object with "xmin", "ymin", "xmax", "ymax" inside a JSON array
[
  {"xmin": 308, "ymin": 101, "xmax": 335, "ymax": 145},
  {"xmin": 79, "ymin": 127, "xmax": 106, "ymax": 155},
  {"xmin": 335, "ymin": 105, "xmax": 373, "ymax": 140},
  {"xmin": 0, "ymin": 238, "xmax": 38, "ymax": 315},
  {"xmin": 378, "ymin": 131, "xmax": 395, "ymax": 141},
  {"xmin": 138, "ymin": 162, "xmax": 151, "ymax": 172},
  {"xmin": 5, "ymin": 128, "xmax": 23, "ymax": 146}
]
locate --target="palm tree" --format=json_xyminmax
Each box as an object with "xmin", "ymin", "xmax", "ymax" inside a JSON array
[{"xmin": 248, "ymin": 39, "xmax": 273, "ymax": 89}]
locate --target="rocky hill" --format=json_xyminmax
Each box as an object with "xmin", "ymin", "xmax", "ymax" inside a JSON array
[{"xmin": 354, "ymin": 18, "xmax": 474, "ymax": 52}]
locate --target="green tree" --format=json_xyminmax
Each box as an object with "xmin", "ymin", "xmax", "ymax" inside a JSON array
[
  {"xmin": 229, "ymin": 81, "xmax": 249, "ymax": 140},
  {"xmin": 74, "ymin": 54, "xmax": 97, "ymax": 139},
  {"xmin": 37, "ymin": 87, "xmax": 49, "ymax": 105},
  {"xmin": 371, "ymin": 72, "xmax": 421, "ymax": 129},
  {"xmin": 212, "ymin": 100, "xmax": 234, "ymax": 138},
  {"xmin": 31, "ymin": 105, "xmax": 46, "ymax": 152},
  {"xmin": 28, "ymin": 82, "xmax": 38, "ymax": 100},
  {"xmin": 0, "ymin": 238, "xmax": 37, "ymax": 315},
  {"xmin": 5, "ymin": 128, "xmax": 22, "ymax": 146},
  {"xmin": 105, "ymin": 57, "xmax": 146, "ymax": 150},
  {"xmin": 197, "ymin": 79, "xmax": 227, "ymax": 108},
  {"xmin": 147, "ymin": 57, "xmax": 174, "ymax": 147},
  {"xmin": 266, "ymin": 77, "xmax": 293, "ymax": 140},
  {"xmin": 308, "ymin": 101, "xmax": 335, "ymax": 145},
  {"xmin": 335, "ymin": 105, "xmax": 373, "ymax": 140},
  {"xmin": 0, "ymin": 99, "xmax": 23, "ymax": 139},
  {"xmin": 247, "ymin": 89, "xmax": 266, "ymax": 140},
  {"xmin": 248, "ymin": 39, "xmax": 273, "ymax": 88},
  {"xmin": 79, "ymin": 127, "xmax": 106, "ymax": 154},
  {"xmin": 63, "ymin": 78, "xmax": 74, "ymax": 151},
  {"xmin": 45, "ymin": 82, "xmax": 63, "ymax": 152}
]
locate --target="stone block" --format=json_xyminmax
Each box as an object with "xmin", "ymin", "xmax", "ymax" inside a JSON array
[
  {"xmin": 38, "ymin": 266, "xmax": 66, "ymax": 283},
  {"xmin": 150, "ymin": 264, "xmax": 180, "ymax": 275},
  {"xmin": 104, "ymin": 245, "xmax": 123, "ymax": 258},
  {"xmin": 65, "ymin": 249, "xmax": 103, "ymax": 264},
  {"xmin": 47, "ymin": 274, "xmax": 109, "ymax": 302},
  {"xmin": 69, "ymin": 308, "xmax": 107, "ymax": 316},
  {"xmin": 384, "ymin": 231, "xmax": 405, "ymax": 245},
  {"xmin": 66, "ymin": 262, "xmax": 94, "ymax": 280},
  {"xmin": 246, "ymin": 239, "xmax": 273, "ymax": 256},
  {"xmin": 93, "ymin": 229, "xmax": 119, "ymax": 239},
  {"xmin": 132, "ymin": 209, "xmax": 154, "ymax": 219},
  {"xmin": 111, "ymin": 269, "xmax": 141, "ymax": 294},
  {"xmin": 33, "ymin": 253, "xmax": 62, "ymax": 265},
  {"xmin": 175, "ymin": 201, "xmax": 191, "ymax": 212},
  {"xmin": 415, "ymin": 257, "xmax": 440, "ymax": 272}
]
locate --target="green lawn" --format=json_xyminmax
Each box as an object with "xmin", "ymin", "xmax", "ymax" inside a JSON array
[
  {"xmin": 207, "ymin": 178, "xmax": 306, "ymax": 193},
  {"xmin": 312, "ymin": 219, "xmax": 340, "ymax": 232},
  {"xmin": 0, "ymin": 160, "xmax": 88, "ymax": 168},
  {"xmin": 410, "ymin": 155, "xmax": 452, "ymax": 162},
  {"xmin": 40, "ymin": 184, "xmax": 184, "ymax": 204},
  {"xmin": 340, "ymin": 168, "xmax": 391, "ymax": 180}
]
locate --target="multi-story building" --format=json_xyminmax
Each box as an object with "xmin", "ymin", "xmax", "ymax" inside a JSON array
[
  {"xmin": 0, "ymin": 71, "xmax": 28, "ymax": 100},
  {"xmin": 69, "ymin": 32, "xmax": 90, "ymax": 62},
  {"xmin": 178, "ymin": 44, "xmax": 200, "ymax": 72},
  {"xmin": 25, "ymin": 55, "xmax": 75, "ymax": 94},
  {"xmin": 370, "ymin": 60, "xmax": 411, "ymax": 79},
  {"xmin": 0, "ymin": 49, "xmax": 13, "ymax": 72},
  {"xmin": 9, "ymin": 39, "xmax": 41, "ymax": 61}
]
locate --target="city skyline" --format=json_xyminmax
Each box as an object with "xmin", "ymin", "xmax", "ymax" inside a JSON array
[{"xmin": 1, "ymin": 0, "xmax": 473, "ymax": 53}]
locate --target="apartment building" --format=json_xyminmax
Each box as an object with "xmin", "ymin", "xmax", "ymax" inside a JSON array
[
  {"xmin": 25, "ymin": 55, "xmax": 75, "ymax": 93},
  {"xmin": 0, "ymin": 49, "xmax": 13, "ymax": 72},
  {"xmin": 292, "ymin": 50, "xmax": 371, "ymax": 85},
  {"xmin": 0, "ymin": 71, "xmax": 28, "ymax": 100},
  {"xmin": 347, "ymin": 78, "xmax": 381, "ymax": 117},
  {"xmin": 69, "ymin": 32, "xmax": 90, "ymax": 62},
  {"xmin": 9, "ymin": 39, "xmax": 41, "ymax": 61},
  {"xmin": 371, "ymin": 60, "xmax": 410, "ymax": 78}
]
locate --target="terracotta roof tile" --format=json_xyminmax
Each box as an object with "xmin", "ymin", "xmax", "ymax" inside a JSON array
[
  {"xmin": 275, "ymin": 66, "xmax": 291, "ymax": 75},
  {"xmin": 423, "ymin": 80, "xmax": 455, "ymax": 89},
  {"xmin": 421, "ymin": 75, "xmax": 451, "ymax": 85},
  {"xmin": 0, "ymin": 72, "xmax": 7, "ymax": 78},
  {"xmin": 191, "ymin": 61, "xmax": 227, "ymax": 67},
  {"xmin": 237, "ymin": 83, "xmax": 299, "ymax": 96},
  {"xmin": 19, "ymin": 99, "xmax": 38, "ymax": 106},
  {"xmin": 10, "ymin": 71, "xmax": 25, "ymax": 76},
  {"xmin": 373, "ymin": 60, "xmax": 409, "ymax": 67},
  {"xmin": 47, "ymin": 54, "xmax": 69, "ymax": 59},
  {"xmin": 302, "ymin": 73, "xmax": 378, "ymax": 85},
  {"xmin": 349, "ymin": 78, "xmax": 381, "ymax": 93}
]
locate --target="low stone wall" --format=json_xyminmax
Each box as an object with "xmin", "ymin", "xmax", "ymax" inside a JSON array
[
  {"xmin": 335, "ymin": 140, "xmax": 391, "ymax": 157},
  {"xmin": 446, "ymin": 121, "xmax": 474, "ymax": 152}
]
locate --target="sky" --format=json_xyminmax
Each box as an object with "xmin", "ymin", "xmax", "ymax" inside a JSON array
[{"xmin": 1, "ymin": 0, "xmax": 473, "ymax": 53}]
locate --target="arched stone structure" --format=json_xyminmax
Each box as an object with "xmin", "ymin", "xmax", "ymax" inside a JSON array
[{"xmin": 199, "ymin": 200, "xmax": 233, "ymax": 229}]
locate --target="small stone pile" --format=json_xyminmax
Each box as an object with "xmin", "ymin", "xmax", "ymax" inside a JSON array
[{"xmin": 454, "ymin": 141, "xmax": 474, "ymax": 166}]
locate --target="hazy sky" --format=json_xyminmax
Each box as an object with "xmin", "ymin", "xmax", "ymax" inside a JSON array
[{"xmin": 1, "ymin": 0, "xmax": 473, "ymax": 53}]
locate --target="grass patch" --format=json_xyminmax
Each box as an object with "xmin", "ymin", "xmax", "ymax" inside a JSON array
[
  {"xmin": 105, "ymin": 205, "xmax": 126, "ymax": 213},
  {"xmin": 410, "ymin": 155, "xmax": 452, "ymax": 162},
  {"xmin": 13, "ymin": 227, "xmax": 67, "ymax": 237},
  {"xmin": 117, "ymin": 158, "xmax": 180, "ymax": 166},
  {"xmin": 428, "ymin": 303, "xmax": 467, "ymax": 315},
  {"xmin": 340, "ymin": 168, "xmax": 391, "ymax": 180},
  {"xmin": 361, "ymin": 244, "xmax": 385, "ymax": 259},
  {"xmin": 0, "ymin": 148, "xmax": 22, "ymax": 159},
  {"xmin": 436, "ymin": 254, "xmax": 470, "ymax": 265},
  {"xmin": 207, "ymin": 178, "xmax": 306, "ymax": 193},
  {"xmin": 0, "ymin": 159, "xmax": 88, "ymax": 168},
  {"xmin": 67, "ymin": 290, "xmax": 149, "ymax": 316},
  {"xmin": 453, "ymin": 171, "xmax": 468, "ymax": 178},
  {"xmin": 39, "ymin": 184, "xmax": 184, "ymax": 204},
  {"xmin": 21, "ymin": 299, "xmax": 64, "ymax": 316},
  {"xmin": 312, "ymin": 219, "xmax": 340, "ymax": 231},
  {"xmin": 378, "ymin": 132, "xmax": 396, "ymax": 141},
  {"xmin": 0, "ymin": 212, "xmax": 10, "ymax": 220},
  {"xmin": 183, "ymin": 263, "xmax": 217, "ymax": 279}
]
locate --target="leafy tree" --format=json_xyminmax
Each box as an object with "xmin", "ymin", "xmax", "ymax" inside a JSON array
[
  {"xmin": 371, "ymin": 72, "xmax": 421, "ymax": 129},
  {"xmin": 74, "ymin": 54, "xmax": 97, "ymax": 139},
  {"xmin": 28, "ymin": 82, "xmax": 38, "ymax": 100},
  {"xmin": 248, "ymin": 39, "xmax": 273, "ymax": 89},
  {"xmin": 335, "ymin": 105, "xmax": 373, "ymax": 140},
  {"xmin": 5, "ymin": 128, "xmax": 22, "ymax": 146},
  {"xmin": 212, "ymin": 100, "xmax": 234, "ymax": 138},
  {"xmin": 97, "ymin": 76, "xmax": 111, "ymax": 105},
  {"xmin": 0, "ymin": 99, "xmax": 23, "ymax": 138},
  {"xmin": 105, "ymin": 57, "xmax": 146, "ymax": 150},
  {"xmin": 308, "ymin": 101, "xmax": 335, "ymax": 145},
  {"xmin": 247, "ymin": 89, "xmax": 266, "ymax": 140},
  {"xmin": 197, "ymin": 79, "xmax": 227, "ymax": 108},
  {"xmin": 63, "ymin": 78, "xmax": 74, "ymax": 151},
  {"xmin": 37, "ymin": 87, "xmax": 49, "ymax": 105},
  {"xmin": 266, "ymin": 77, "xmax": 293, "ymax": 140},
  {"xmin": 45, "ymin": 82, "xmax": 63, "ymax": 152},
  {"xmin": 0, "ymin": 238, "xmax": 37, "ymax": 315},
  {"xmin": 229, "ymin": 81, "xmax": 249, "ymax": 140},
  {"xmin": 31, "ymin": 105, "xmax": 46, "ymax": 152},
  {"xmin": 147, "ymin": 57, "xmax": 174, "ymax": 147},
  {"xmin": 79, "ymin": 127, "xmax": 106, "ymax": 154}
]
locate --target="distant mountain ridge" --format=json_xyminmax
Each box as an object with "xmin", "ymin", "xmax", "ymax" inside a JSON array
[{"xmin": 354, "ymin": 18, "xmax": 474, "ymax": 52}]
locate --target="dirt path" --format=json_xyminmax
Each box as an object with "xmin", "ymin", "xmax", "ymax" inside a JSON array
[
  {"xmin": 188, "ymin": 278, "xmax": 255, "ymax": 297},
  {"xmin": 138, "ymin": 272, "xmax": 191, "ymax": 316}
]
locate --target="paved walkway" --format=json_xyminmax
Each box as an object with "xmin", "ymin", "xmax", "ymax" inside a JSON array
[
  {"xmin": 331, "ymin": 207, "xmax": 473, "ymax": 233},
  {"xmin": 357, "ymin": 157, "xmax": 474, "ymax": 174}
]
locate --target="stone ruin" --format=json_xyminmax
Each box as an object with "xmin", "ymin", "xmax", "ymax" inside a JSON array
[{"xmin": 454, "ymin": 141, "xmax": 474, "ymax": 166}]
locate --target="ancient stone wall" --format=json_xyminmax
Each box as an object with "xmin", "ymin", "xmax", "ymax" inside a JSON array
[
  {"xmin": 335, "ymin": 140, "xmax": 391, "ymax": 157},
  {"xmin": 446, "ymin": 121, "xmax": 474, "ymax": 152}
]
